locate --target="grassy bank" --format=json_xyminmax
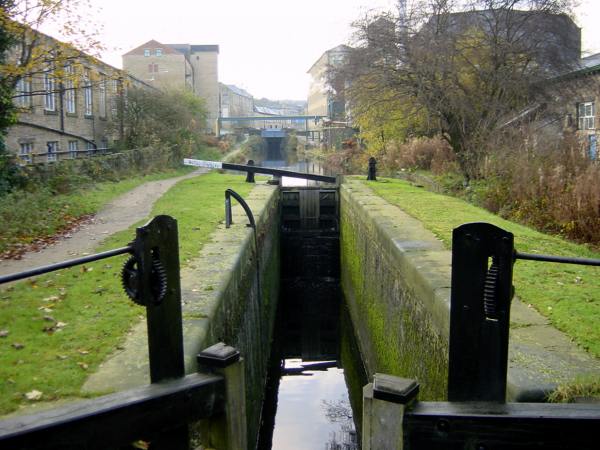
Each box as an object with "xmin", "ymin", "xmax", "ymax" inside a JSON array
[
  {"xmin": 363, "ymin": 177, "xmax": 600, "ymax": 359},
  {"xmin": 0, "ymin": 172, "xmax": 255, "ymax": 415}
]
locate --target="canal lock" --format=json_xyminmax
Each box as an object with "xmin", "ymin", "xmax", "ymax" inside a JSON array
[{"xmin": 256, "ymin": 185, "xmax": 367, "ymax": 450}]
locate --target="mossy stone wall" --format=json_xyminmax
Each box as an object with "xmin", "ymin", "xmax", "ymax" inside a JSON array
[
  {"xmin": 179, "ymin": 184, "xmax": 280, "ymax": 448},
  {"xmin": 340, "ymin": 178, "xmax": 452, "ymax": 400},
  {"xmin": 340, "ymin": 177, "xmax": 600, "ymax": 403},
  {"xmin": 83, "ymin": 183, "xmax": 280, "ymax": 449}
]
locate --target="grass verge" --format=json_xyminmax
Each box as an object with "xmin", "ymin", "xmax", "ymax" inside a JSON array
[
  {"xmin": 547, "ymin": 377, "xmax": 600, "ymax": 403},
  {"xmin": 363, "ymin": 177, "xmax": 600, "ymax": 359},
  {"xmin": 0, "ymin": 172, "xmax": 255, "ymax": 416}
]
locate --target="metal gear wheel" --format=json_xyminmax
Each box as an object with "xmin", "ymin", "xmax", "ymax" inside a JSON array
[
  {"xmin": 483, "ymin": 257, "xmax": 500, "ymax": 320},
  {"xmin": 121, "ymin": 255, "xmax": 168, "ymax": 306}
]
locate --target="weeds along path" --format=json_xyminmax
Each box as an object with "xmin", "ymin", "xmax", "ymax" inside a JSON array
[{"xmin": 0, "ymin": 169, "xmax": 207, "ymax": 278}]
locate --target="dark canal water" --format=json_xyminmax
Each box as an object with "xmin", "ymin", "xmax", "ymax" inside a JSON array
[
  {"xmin": 256, "ymin": 283, "xmax": 366, "ymax": 450},
  {"xmin": 256, "ymin": 157, "xmax": 367, "ymax": 450}
]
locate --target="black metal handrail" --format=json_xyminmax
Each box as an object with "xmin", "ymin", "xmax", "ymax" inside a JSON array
[
  {"xmin": 0, "ymin": 246, "xmax": 133, "ymax": 285},
  {"xmin": 515, "ymin": 251, "xmax": 600, "ymax": 266},
  {"xmin": 222, "ymin": 162, "xmax": 336, "ymax": 183},
  {"xmin": 183, "ymin": 158, "xmax": 337, "ymax": 183},
  {"xmin": 225, "ymin": 188, "xmax": 256, "ymax": 230},
  {"xmin": 0, "ymin": 216, "xmax": 247, "ymax": 449},
  {"xmin": 225, "ymin": 189, "xmax": 261, "ymax": 306}
]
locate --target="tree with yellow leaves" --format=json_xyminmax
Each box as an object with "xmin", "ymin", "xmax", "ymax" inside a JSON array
[
  {"xmin": 335, "ymin": 0, "xmax": 580, "ymax": 180},
  {"xmin": 0, "ymin": 0, "xmax": 108, "ymax": 193}
]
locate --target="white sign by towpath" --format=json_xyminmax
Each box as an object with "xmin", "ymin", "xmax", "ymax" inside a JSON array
[{"xmin": 183, "ymin": 158, "xmax": 223, "ymax": 169}]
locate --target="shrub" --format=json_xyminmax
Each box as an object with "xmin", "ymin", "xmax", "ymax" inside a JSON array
[
  {"xmin": 285, "ymin": 134, "xmax": 299, "ymax": 153},
  {"xmin": 323, "ymin": 139, "xmax": 366, "ymax": 175},
  {"xmin": 475, "ymin": 130, "xmax": 600, "ymax": 245},
  {"xmin": 376, "ymin": 136, "xmax": 455, "ymax": 175}
]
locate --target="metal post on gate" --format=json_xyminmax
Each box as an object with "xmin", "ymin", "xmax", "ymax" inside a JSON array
[
  {"xmin": 367, "ymin": 157, "xmax": 377, "ymax": 181},
  {"xmin": 122, "ymin": 215, "xmax": 188, "ymax": 448},
  {"xmin": 448, "ymin": 222, "xmax": 515, "ymax": 402},
  {"xmin": 197, "ymin": 343, "xmax": 247, "ymax": 450},
  {"xmin": 245, "ymin": 160, "xmax": 255, "ymax": 183},
  {"xmin": 124, "ymin": 215, "xmax": 185, "ymax": 382},
  {"xmin": 362, "ymin": 374, "xmax": 419, "ymax": 450}
]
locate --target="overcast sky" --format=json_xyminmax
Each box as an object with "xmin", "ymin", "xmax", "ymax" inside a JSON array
[{"xmin": 46, "ymin": 0, "xmax": 600, "ymax": 101}]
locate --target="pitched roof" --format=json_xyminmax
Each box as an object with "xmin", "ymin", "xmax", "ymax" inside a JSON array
[
  {"xmin": 306, "ymin": 44, "xmax": 351, "ymax": 74},
  {"xmin": 166, "ymin": 44, "xmax": 220, "ymax": 56},
  {"xmin": 224, "ymin": 84, "xmax": 253, "ymax": 99},
  {"xmin": 191, "ymin": 45, "xmax": 219, "ymax": 53},
  {"xmin": 254, "ymin": 105, "xmax": 284, "ymax": 115},
  {"xmin": 580, "ymin": 53, "xmax": 600, "ymax": 71},
  {"xmin": 123, "ymin": 40, "xmax": 182, "ymax": 56}
]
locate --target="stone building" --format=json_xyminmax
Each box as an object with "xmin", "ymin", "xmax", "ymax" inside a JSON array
[
  {"xmin": 501, "ymin": 52, "xmax": 600, "ymax": 161},
  {"xmin": 219, "ymin": 83, "xmax": 254, "ymax": 132},
  {"xmin": 307, "ymin": 45, "xmax": 353, "ymax": 147},
  {"xmin": 555, "ymin": 53, "xmax": 600, "ymax": 160},
  {"xmin": 6, "ymin": 30, "xmax": 153, "ymax": 164},
  {"xmin": 121, "ymin": 40, "xmax": 193, "ymax": 92},
  {"xmin": 123, "ymin": 40, "xmax": 220, "ymax": 130},
  {"xmin": 307, "ymin": 45, "xmax": 351, "ymax": 125}
]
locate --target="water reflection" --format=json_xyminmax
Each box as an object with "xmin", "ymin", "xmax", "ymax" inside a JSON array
[
  {"xmin": 270, "ymin": 359, "xmax": 356, "ymax": 450},
  {"xmin": 260, "ymin": 302, "xmax": 363, "ymax": 450}
]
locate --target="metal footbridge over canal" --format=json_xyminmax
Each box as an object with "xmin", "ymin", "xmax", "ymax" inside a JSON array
[
  {"xmin": 216, "ymin": 114, "xmax": 327, "ymax": 141},
  {"xmin": 1, "ymin": 160, "xmax": 599, "ymax": 449}
]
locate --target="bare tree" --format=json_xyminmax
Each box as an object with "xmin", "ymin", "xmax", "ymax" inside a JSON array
[
  {"xmin": 336, "ymin": 0, "xmax": 579, "ymax": 179},
  {"xmin": 321, "ymin": 399, "xmax": 353, "ymax": 424}
]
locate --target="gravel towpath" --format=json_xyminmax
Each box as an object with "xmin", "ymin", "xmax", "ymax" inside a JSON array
[{"xmin": 0, "ymin": 169, "xmax": 206, "ymax": 278}]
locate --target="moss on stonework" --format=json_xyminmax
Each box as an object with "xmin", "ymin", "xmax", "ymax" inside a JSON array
[
  {"xmin": 340, "ymin": 189, "xmax": 448, "ymax": 400},
  {"xmin": 340, "ymin": 304, "xmax": 368, "ymax": 435}
]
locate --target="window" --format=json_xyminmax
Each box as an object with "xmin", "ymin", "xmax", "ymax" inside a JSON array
[
  {"xmin": 68, "ymin": 140, "xmax": 78, "ymax": 158},
  {"xmin": 144, "ymin": 49, "xmax": 150, "ymax": 57},
  {"xmin": 84, "ymin": 70, "xmax": 93, "ymax": 116},
  {"xmin": 589, "ymin": 135, "xmax": 598, "ymax": 161},
  {"xmin": 19, "ymin": 142, "xmax": 32, "ymax": 164},
  {"xmin": 86, "ymin": 141, "xmax": 96, "ymax": 154},
  {"xmin": 111, "ymin": 78, "xmax": 122, "ymax": 118},
  {"xmin": 65, "ymin": 64, "xmax": 76, "ymax": 114},
  {"xmin": 99, "ymin": 77, "xmax": 107, "ymax": 118},
  {"xmin": 46, "ymin": 141, "xmax": 58, "ymax": 162},
  {"xmin": 15, "ymin": 77, "xmax": 31, "ymax": 108},
  {"xmin": 578, "ymin": 102, "xmax": 595, "ymax": 130},
  {"xmin": 44, "ymin": 67, "xmax": 56, "ymax": 111},
  {"xmin": 148, "ymin": 63, "xmax": 158, "ymax": 73},
  {"xmin": 155, "ymin": 48, "xmax": 162, "ymax": 56}
]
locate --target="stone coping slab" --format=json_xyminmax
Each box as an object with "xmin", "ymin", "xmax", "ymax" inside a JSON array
[{"xmin": 342, "ymin": 177, "xmax": 600, "ymax": 401}]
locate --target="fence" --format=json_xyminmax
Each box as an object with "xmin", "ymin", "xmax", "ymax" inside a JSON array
[
  {"xmin": 18, "ymin": 148, "xmax": 114, "ymax": 165},
  {"xmin": 363, "ymin": 222, "xmax": 600, "ymax": 449},
  {"xmin": 0, "ymin": 215, "xmax": 245, "ymax": 450}
]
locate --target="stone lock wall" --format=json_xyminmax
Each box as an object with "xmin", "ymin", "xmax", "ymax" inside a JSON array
[
  {"xmin": 339, "ymin": 177, "xmax": 600, "ymax": 402},
  {"xmin": 340, "ymin": 178, "xmax": 451, "ymax": 400},
  {"xmin": 83, "ymin": 183, "xmax": 280, "ymax": 448},
  {"xmin": 180, "ymin": 184, "xmax": 280, "ymax": 446}
]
